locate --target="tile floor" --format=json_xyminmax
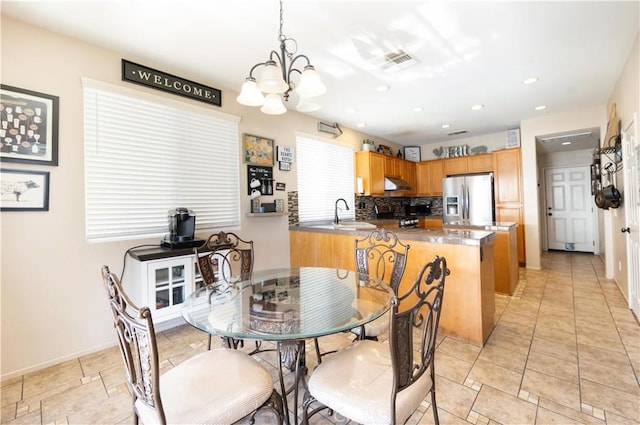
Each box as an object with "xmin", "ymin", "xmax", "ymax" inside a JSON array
[{"xmin": 2, "ymin": 251, "xmax": 639, "ymax": 424}]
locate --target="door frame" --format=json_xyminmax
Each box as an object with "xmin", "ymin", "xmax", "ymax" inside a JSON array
[
  {"xmin": 542, "ymin": 164, "xmax": 599, "ymax": 253},
  {"xmin": 622, "ymin": 113, "xmax": 639, "ymax": 317}
]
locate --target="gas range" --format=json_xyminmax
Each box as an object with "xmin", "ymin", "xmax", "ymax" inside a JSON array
[
  {"xmin": 398, "ymin": 216, "xmax": 419, "ymax": 228},
  {"xmin": 374, "ymin": 204, "xmax": 419, "ymax": 228}
]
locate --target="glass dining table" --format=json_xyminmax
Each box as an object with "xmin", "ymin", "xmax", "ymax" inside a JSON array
[{"xmin": 181, "ymin": 266, "xmax": 394, "ymax": 425}]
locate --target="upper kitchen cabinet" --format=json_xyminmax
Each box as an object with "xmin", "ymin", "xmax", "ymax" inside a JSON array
[
  {"xmin": 467, "ymin": 153, "xmax": 493, "ymax": 173},
  {"xmin": 384, "ymin": 155, "xmax": 403, "ymax": 178},
  {"xmin": 355, "ymin": 151, "xmax": 385, "ymax": 195},
  {"xmin": 493, "ymin": 148, "xmax": 522, "ymax": 204},
  {"xmin": 444, "ymin": 157, "xmax": 468, "ymax": 176},
  {"xmin": 416, "ymin": 159, "xmax": 444, "ymax": 196}
]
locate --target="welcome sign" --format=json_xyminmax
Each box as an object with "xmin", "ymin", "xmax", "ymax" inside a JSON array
[{"xmin": 122, "ymin": 59, "xmax": 221, "ymax": 107}]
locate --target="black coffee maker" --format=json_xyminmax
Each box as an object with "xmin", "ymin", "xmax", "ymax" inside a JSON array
[{"xmin": 161, "ymin": 208, "xmax": 204, "ymax": 249}]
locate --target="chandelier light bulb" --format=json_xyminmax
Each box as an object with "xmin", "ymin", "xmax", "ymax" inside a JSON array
[
  {"xmin": 236, "ymin": 78, "xmax": 265, "ymax": 106},
  {"xmin": 260, "ymin": 93, "xmax": 287, "ymax": 115}
]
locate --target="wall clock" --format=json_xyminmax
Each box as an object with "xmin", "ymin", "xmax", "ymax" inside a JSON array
[{"xmin": 404, "ymin": 146, "xmax": 421, "ymax": 162}]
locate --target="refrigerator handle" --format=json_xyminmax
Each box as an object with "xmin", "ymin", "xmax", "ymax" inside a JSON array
[{"xmin": 462, "ymin": 183, "xmax": 468, "ymax": 221}]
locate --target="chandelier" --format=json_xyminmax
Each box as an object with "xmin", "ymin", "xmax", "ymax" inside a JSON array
[{"xmin": 236, "ymin": 0, "xmax": 326, "ymax": 115}]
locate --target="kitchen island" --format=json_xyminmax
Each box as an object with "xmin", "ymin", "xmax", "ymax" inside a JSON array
[
  {"xmin": 444, "ymin": 222, "xmax": 519, "ymax": 295},
  {"xmin": 289, "ymin": 224, "xmax": 495, "ymax": 346}
]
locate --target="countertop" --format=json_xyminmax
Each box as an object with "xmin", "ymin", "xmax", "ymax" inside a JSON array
[
  {"xmin": 290, "ymin": 222, "xmax": 495, "ymax": 247},
  {"xmin": 443, "ymin": 222, "xmax": 518, "ymax": 231}
]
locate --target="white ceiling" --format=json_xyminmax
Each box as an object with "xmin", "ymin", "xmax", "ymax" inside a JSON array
[{"xmin": 2, "ymin": 1, "xmax": 638, "ymax": 154}]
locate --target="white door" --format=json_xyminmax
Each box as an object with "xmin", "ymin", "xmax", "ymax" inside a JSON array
[
  {"xmin": 545, "ymin": 166, "xmax": 594, "ymax": 252},
  {"xmin": 622, "ymin": 113, "xmax": 639, "ymax": 318}
]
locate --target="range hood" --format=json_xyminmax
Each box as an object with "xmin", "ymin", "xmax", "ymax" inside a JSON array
[{"xmin": 384, "ymin": 176, "xmax": 411, "ymax": 191}]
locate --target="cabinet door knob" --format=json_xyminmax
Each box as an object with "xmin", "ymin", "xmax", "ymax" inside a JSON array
[
  {"xmin": 548, "ymin": 213, "xmax": 552, "ymax": 216},
  {"xmin": 621, "ymin": 227, "xmax": 630, "ymax": 233}
]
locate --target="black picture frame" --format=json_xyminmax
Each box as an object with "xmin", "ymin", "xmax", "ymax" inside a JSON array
[
  {"xmin": 1, "ymin": 168, "xmax": 50, "ymax": 211},
  {"xmin": 0, "ymin": 85, "xmax": 59, "ymax": 166},
  {"xmin": 404, "ymin": 146, "xmax": 422, "ymax": 162}
]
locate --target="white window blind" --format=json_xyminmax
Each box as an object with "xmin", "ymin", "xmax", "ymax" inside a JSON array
[
  {"xmin": 83, "ymin": 79, "xmax": 241, "ymax": 242},
  {"xmin": 296, "ymin": 133, "xmax": 355, "ymax": 222}
]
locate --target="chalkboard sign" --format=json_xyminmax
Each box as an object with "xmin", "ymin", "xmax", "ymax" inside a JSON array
[{"xmin": 247, "ymin": 165, "xmax": 273, "ymax": 196}]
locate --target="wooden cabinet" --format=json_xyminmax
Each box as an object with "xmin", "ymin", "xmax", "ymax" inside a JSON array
[
  {"xmin": 124, "ymin": 251, "xmax": 204, "ymax": 329},
  {"xmin": 421, "ymin": 218, "xmax": 443, "ymax": 229},
  {"xmin": 384, "ymin": 156, "xmax": 402, "ymax": 177},
  {"xmin": 493, "ymin": 148, "xmax": 525, "ymax": 265},
  {"xmin": 356, "ymin": 151, "xmax": 418, "ymax": 196},
  {"xmin": 444, "ymin": 157, "xmax": 468, "ymax": 176},
  {"xmin": 416, "ymin": 159, "xmax": 444, "ymax": 195},
  {"xmin": 467, "ymin": 154, "xmax": 493, "ymax": 173},
  {"xmin": 355, "ymin": 151, "xmax": 385, "ymax": 195}
]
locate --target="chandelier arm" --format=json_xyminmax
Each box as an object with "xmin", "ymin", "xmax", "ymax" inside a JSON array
[{"xmin": 247, "ymin": 61, "xmax": 270, "ymax": 79}]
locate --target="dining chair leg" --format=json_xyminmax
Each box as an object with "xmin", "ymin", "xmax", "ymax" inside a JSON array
[
  {"xmin": 313, "ymin": 338, "xmax": 323, "ymax": 364},
  {"xmin": 431, "ymin": 367, "xmax": 440, "ymax": 425}
]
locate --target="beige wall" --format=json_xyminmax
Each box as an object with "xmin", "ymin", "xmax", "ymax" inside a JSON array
[
  {"xmin": 607, "ymin": 32, "xmax": 639, "ymax": 298},
  {"xmin": 0, "ymin": 16, "xmax": 396, "ymax": 379}
]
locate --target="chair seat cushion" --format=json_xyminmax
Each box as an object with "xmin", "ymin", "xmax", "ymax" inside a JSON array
[
  {"xmin": 351, "ymin": 312, "xmax": 389, "ymax": 338},
  {"xmin": 308, "ymin": 340, "xmax": 432, "ymax": 424},
  {"xmin": 136, "ymin": 348, "xmax": 274, "ymax": 425}
]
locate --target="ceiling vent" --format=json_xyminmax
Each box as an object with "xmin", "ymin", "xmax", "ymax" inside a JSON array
[
  {"xmin": 379, "ymin": 50, "xmax": 419, "ymax": 72},
  {"xmin": 447, "ymin": 130, "xmax": 468, "ymax": 136}
]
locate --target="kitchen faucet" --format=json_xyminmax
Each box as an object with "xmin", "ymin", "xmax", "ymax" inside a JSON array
[{"xmin": 334, "ymin": 198, "xmax": 349, "ymax": 224}]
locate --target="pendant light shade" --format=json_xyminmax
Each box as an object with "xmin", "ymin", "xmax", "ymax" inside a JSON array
[
  {"xmin": 236, "ymin": 78, "xmax": 265, "ymax": 106},
  {"xmin": 261, "ymin": 93, "xmax": 287, "ymax": 115},
  {"xmin": 295, "ymin": 65, "xmax": 327, "ymax": 97},
  {"xmin": 258, "ymin": 61, "xmax": 289, "ymax": 94}
]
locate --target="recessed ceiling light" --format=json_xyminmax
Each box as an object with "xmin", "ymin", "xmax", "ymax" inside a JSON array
[
  {"xmin": 535, "ymin": 105, "xmax": 547, "ymax": 111},
  {"xmin": 357, "ymin": 123, "xmax": 366, "ymax": 128},
  {"xmin": 442, "ymin": 124, "xmax": 450, "ymax": 129},
  {"xmin": 561, "ymin": 141, "xmax": 571, "ymax": 145},
  {"xmin": 412, "ymin": 107, "xmax": 423, "ymax": 112},
  {"xmin": 523, "ymin": 77, "xmax": 539, "ymax": 85},
  {"xmin": 471, "ymin": 104, "xmax": 484, "ymax": 111},
  {"xmin": 376, "ymin": 85, "xmax": 390, "ymax": 92}
]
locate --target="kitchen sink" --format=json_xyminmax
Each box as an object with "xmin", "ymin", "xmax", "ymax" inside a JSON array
[{"xmin": 333, "ymin": 221, "xmax": 376, "ymax": 229}]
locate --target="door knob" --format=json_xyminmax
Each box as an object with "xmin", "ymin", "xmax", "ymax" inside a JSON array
[
  {"xmin": 548, "ymin": 213, "xmax": 552, "ymax": 216},
  {"xmin": 548, "ymin": 207, "xmax": 552, "ymax": 210},
  {"xmin": 621, "ymin": 227, "xmax": 630, "ymax": 233}
]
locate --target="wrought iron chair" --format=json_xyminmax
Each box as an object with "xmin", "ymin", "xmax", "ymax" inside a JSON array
[
  {"xmin": 314, "ymin": 228, "xmax": 409, "ymax": 363},
  {"xmin": 100, "ymin": 265, "xmax": 284, "ymax": 425},
  {"xmin": 194, "ymin": 231, "xmax": 255, "ymax": 350},
  {"xmin": 303, "ymin": 256, "xmax": 450, "ymax": 425}
]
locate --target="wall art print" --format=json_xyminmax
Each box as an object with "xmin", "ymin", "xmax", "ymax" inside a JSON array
[
  {"xmin": 243, "ymin": 133, "xmax": 274, "ymax": 166},
  {"xmin": 1, "ymin": 168, "xmax": 50, "ymax": 211},
  {"xmin": 0, "ymin": 85, "xmax": 59, "ymax": 166}
]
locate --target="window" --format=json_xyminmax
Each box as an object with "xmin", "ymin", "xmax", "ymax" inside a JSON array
[
  {"xmin": 296, "ymin": 133, "xmax": 355, "ymax": 222},
  {"xmin": 83, "ymin": 78, "xmax": 241, "ymax": 242}
]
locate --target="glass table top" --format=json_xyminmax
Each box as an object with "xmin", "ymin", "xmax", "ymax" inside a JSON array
[{"xmin": 181, "ymin": 267, "xmax": 394, "ymax": 341}]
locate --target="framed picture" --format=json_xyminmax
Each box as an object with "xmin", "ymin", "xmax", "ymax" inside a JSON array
[
  {"xmin": 404, "ymin": 146, "xmax": 421, "ymax": 162},
  {"xmin": 243, "ymin": 133, "xmax": 274, "ymax": 166},
  {"xmin": 1, "ymin": 168, "xmax": 50, "ymax": 211},
  {"xmin": 0, "ymin": 85, "xmax": 59, "ymax": 165}
]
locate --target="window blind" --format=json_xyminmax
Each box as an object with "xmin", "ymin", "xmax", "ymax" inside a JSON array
[
  {"xmin": 296, "ymin": 133, "xmax": 355, "ymax": 222},
  {"xmin": 83, "ymin": 79, "xmax": 241, "ymax": 242}
]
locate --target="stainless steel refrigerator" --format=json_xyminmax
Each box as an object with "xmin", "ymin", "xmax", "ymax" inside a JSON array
[{"xmin": 443, "ymin": 173, "xmax": 495, "ymax": 224}]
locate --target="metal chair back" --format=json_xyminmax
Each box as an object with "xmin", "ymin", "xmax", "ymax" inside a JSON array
[
  {"xmin": 195, "ymin": 231, "xmax": 254, "ymax": 286},
  {"xmin": 101, "ymin": 265, "xmax": 166, "ymax": 424},
  {"xmin": 389, "ymin": 255, "xmax": 449, "ymax": 424},
  {"xmin": 354, "ymin": 228, "xmax": 409, "ymax": 293}
]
